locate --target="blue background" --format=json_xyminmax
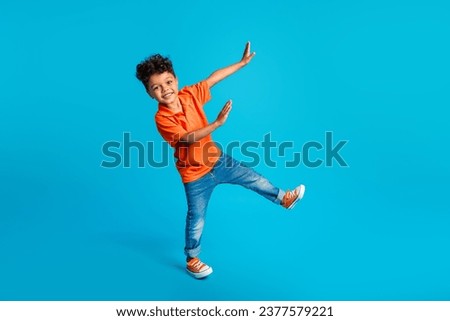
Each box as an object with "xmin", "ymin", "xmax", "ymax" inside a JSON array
[{"xmin": 1, "ymin": 0, "xmax": 449, "ymax": 300}]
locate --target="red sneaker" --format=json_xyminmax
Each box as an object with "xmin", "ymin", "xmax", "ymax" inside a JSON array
[
  {"xmin": 186, "ymin": 258, "xmax": 213, "ymax": 279},
  {"xmin": 281, "ymin": 184, "xmax": 306, "ymax": 209}
]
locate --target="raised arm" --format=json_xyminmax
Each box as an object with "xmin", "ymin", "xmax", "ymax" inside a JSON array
[{"xmin": 205, "ymin": 42, "xmax": 256, "ymax": 88}]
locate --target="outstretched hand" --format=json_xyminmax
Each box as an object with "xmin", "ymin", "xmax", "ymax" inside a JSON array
[
  {"xmin": 241, "ymin": 41, "xmax": 256, "ymax": 65},
  {"xmin": 215, "ymin": 100, "xmax": 232, "ymax": 126}
]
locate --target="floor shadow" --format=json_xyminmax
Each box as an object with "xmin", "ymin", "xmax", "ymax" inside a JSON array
[{"xmin": 106, "ymin": 230, "xmax": 185, "ymax": 273}]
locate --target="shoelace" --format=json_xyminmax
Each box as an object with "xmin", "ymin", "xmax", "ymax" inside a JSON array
[
  {"xmin": 284, "ymin": 190, "xmax": 299, "ymax": 203},
  {"xmin": 189, "ymin": 259, "xmax": 205, "ymax": 271}
]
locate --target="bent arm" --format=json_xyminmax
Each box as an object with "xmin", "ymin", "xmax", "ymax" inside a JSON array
[
  {"xmin": 180, "ymin": 100, "xmax": 232, "ymax": 144},
  {"xmin": 180, "ymin": 122, "xmax": 220, "ymax": 145}
]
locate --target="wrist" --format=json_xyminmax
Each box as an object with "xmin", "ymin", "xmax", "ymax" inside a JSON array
[{"xmin": 238, "ymin": 60, "xmax": 247, "ymax": 68}]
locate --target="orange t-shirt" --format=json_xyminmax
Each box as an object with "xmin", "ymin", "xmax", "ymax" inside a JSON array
[{"xmin": 154, "ymin": 81, "xmax": 221, "ymax": 183}]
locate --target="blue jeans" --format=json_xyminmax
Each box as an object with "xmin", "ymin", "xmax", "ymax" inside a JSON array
[{"xmin": 183, "ymin": 153, "xmax": 285, "ymax": 258}]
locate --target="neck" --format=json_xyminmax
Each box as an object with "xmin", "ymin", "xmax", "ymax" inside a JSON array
[{"xmin": 165, "ymin": 97, "xmax": 182, "ymax": 111}]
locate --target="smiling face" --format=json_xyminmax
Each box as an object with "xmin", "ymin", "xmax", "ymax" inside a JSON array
[{"xmin": 147, "ymin": 71, "xmax": 179, "ymax": 106}]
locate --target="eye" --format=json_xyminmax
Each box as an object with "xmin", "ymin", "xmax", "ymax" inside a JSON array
[
  {"xmin": 167, "ymin": 80, "xmax": 172, "ymax": 85},
  {"xmin": 152, "ymin": 86, "xmax": 159, "ymax": 91}
]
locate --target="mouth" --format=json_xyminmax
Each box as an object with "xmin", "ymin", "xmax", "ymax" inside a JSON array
[{"xmin": 162, "ymin": 92, "xmax": 174, "ymax": 99}]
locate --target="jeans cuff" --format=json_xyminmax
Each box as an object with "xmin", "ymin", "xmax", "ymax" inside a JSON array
[
  {"xmin": 275, "ymin": 188, "xmax": 285, "ymax": 205},
  {"xmin": 185, "ymin": 246, "xmax": 201, "ymax": 259}
]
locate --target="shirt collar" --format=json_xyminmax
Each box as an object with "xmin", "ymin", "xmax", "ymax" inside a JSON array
[{"xmin": 157, "ymin": 104, "xmax": 177, "ymax": 117}]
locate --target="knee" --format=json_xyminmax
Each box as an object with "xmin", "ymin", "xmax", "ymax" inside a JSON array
[{"xmin": 186, "ymin": 204, "xmax": 207, "ymax": 221}]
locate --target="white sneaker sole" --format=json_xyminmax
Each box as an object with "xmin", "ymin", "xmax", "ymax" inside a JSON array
[
  {"xmin": 186, "ymin": 266, "xmax": 213, "ymax": 279},
  {"xmin": 288, "ymin": 184, "xmax": 306, "ymax": 210}
]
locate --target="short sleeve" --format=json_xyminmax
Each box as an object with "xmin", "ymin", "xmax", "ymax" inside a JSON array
[
  {"xmin": 155, "ymin": 114, "xmax": 187, "ymax": 147},
  {"xmin": 187, "ymin": 80, "xmax": 211, "ymax": 105}
]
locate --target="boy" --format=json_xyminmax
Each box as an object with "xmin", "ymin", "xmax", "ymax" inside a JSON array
[{"xmin": 136, "ymin": 42, "xmax": 305, "ymax": 279}]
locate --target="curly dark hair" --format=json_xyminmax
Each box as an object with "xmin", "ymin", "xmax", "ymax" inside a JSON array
[{"xmin": 135, "ymin": 54, "xmax": 176, "ymax": 91}]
